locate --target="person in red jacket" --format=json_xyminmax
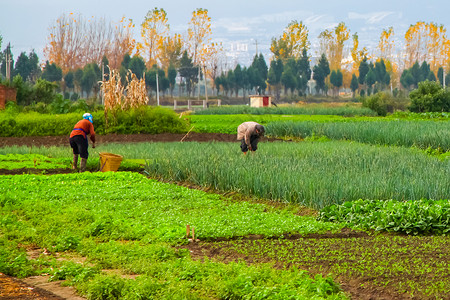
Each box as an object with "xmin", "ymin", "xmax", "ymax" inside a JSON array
[{"xmin": 69, "ymin": 113, "xmax": 96, "ymax": 172}]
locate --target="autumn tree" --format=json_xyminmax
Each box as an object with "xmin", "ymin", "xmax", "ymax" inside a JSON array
[
  {"xmin": 200, "ymin": 42, "xmax": 225, "ymax": 94},
  {"xmin": 318, "ymin": 22, "xmax": 350, "ymax": 70},
  {"xmin": 160, "ymin": 33, "xmax": 183, "ymax": 70},
  {"xmin": 44, "ymin": 13, "xmax": 136, "ymax": 73},
  {"xmin": 350, "ymin": 33, "xmax": 369, "ymax": 75},
  {"xmin": 378, "ymin": 27, "xmax": 395, "ymax": 63},
  {"xmin": 108, "ymin": 17, "xmax": 136, "ymax": 70},
  {"xmin": 186, "ymin": 8, "xmax": 212, "ymax": 66},
  {"xmin": 138, "ymin": 8, "xmax": 169, "ymax": 68},
  {"xmin": 270, "ymin": 20, "xmax": 309, "ymax": 60},
  {"xmin": 404, "ymin": 21, "xmax": 449, "ymax": 71},
  {"xmin": 44, "ymin": 13, "xmax": 85, "ymax": 72}
]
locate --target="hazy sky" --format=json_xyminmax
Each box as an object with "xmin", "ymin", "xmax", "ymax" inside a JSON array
[{"xmin": 1, "ymin": 0, "xmax": 449, "ymax": 65}]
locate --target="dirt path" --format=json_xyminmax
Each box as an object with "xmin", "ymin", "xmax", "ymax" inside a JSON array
[{"xmin": 0, "ymin": 132, "xmax": 241, "ymax": 148}]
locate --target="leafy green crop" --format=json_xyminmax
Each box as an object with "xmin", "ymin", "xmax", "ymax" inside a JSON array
[
  {"xmin": 0, "ymin": 154, "xmax": 71, "ymax": 170},
  {"xmin": 0, "ymin": 172, "xmax": 347, "ymax": 299},
  {"xmin": 318, "ymin": 199, "xmax": 450, "ymax": 235}
]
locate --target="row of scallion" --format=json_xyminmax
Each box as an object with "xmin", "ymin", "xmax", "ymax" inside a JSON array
[
  {"xmin": 265, "ymin": 120, "xmax": 450, "ymax": 151},
  {"xmin": 60, "ymin": 140, "xmax": 450, "ymax": 210},
  {"xmin": 192, "ymin": 104, "xmax": 376, "ymax": 116}
]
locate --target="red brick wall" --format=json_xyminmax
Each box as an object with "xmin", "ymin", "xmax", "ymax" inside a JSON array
[{"xmin": 0, "ymin": 85, "xmax": 17, "ymax": 109}]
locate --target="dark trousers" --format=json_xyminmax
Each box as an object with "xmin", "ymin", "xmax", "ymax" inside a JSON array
[
  {"xmin": 70, "ymin": 135, "xmax": 89, "ymax": 159},
  {"xmin": 240, "ymin": 135, "xmax": 259, "ymax": 152}
]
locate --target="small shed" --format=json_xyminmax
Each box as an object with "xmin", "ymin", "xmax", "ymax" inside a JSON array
[
  {"xmin": 249, "ymin": 95, "xmax": 272, "ymax": 108},
  {"xmin": 0, "ymin": 84, "xmax": 17, "ymax": 109}
]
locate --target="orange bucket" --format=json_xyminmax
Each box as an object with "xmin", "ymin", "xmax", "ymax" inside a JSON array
[{"xmin": 99, "ymin": 152, "xmax": 123, "ymax": 172}]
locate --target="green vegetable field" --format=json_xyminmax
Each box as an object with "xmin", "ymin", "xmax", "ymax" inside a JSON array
[{"xmin": 0, "ymin": 109, "xmax": 449, "ymax": 299}]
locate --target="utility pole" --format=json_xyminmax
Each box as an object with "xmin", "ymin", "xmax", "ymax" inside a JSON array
[
  {"xmin": 5, "ymin": 43, "xmax": 12, "ymax": 83},
  {"xmin": 156, "ymin": 72, "xmax": 160, "ymax": 106},
  {"xmin": 253, "ymin": 39, "xmax": 258, "ymax": 56},
  {"xmin": 197, "ymin": 65, "xmax": 200, "ymax": 102},
  {"xmin": 203, "ymin": 65, "xmax": 208, "ymax": 109}
]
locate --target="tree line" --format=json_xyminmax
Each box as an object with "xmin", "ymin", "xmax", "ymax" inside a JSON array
[{"xmin": 2, "ymin": 9, "xmax": 450, "ymax": 104}]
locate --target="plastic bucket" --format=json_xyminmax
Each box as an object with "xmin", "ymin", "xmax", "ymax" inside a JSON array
[{"xmin": 99, "ymin": 152, "xmax": 123, "ymax": 172}]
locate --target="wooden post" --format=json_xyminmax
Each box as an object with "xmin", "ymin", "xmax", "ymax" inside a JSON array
[
  {"xmin": 188, "ymin": 99, "xmax": 192, "ymax": 110},
  {"xmin": 192, "ymin": 227, "xmax": 195, "ymax": 242},
  {"xmin": 186, "ymin": 224, "xmax": 190, "ymax": 238},
  {"xmin": 174, "ymin": 99, "xmax": 177, "ymax": 110}
]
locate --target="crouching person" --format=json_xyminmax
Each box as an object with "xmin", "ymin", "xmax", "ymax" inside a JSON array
[{"xmin": 237, "ymin": 121, "xmax": 265, "ymax": 154}]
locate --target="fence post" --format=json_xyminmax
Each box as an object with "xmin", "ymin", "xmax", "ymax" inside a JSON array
[
  {"xmin": 174, "ymin": 99, "xmax": 177, "ymax": 110},
  {"xmin": 188, "ymin": 99, "xmax": 192, "ymax": 110}
]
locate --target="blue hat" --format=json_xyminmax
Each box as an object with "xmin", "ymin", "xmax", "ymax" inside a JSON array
[{"xmin": 83, "ymin": 113, "xmax": 93, "ymax": 123}]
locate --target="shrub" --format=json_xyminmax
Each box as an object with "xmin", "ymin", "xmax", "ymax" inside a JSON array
[
  {"xmin": 362, "ymin": 92, "xmax": 393, "ymax": 116},
  {"xmin": 409, "ymin": 81, "xmax": 450, "ymax": 112}
]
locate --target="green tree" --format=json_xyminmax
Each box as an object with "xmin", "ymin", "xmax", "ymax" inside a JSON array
[
  {"xmin": 128, "ymin": 55, "xmax": 147, "ymax": 79},
  {"xmin": 297, "ymin": 49, "xmax": 311, "ymax": 95},
  {"xmin": 313, "ymin": 53, "xmax": 330, "ymax": 95},
  {"xmin": 14, "ymin": 50, "xmax": 40, "ymax": 82},
  {"xmin": 409, "ymin": 61, "xmax": 421, "ymax": 88},
  {"xmin": 64, "ymin": 71, "xmax": 74, "ymax": 93},
  {"xmin": 358, "ymin": 57, "xmax": 369, "ymax": 85},
  {"xmin": 267, "ymin": 58, "xmax": 283, "ymax": 100},
  {"xmin": 32, "ymin": 78, "xmax": 58, "ymax": 104},
  {"xmin": 366, "ymin": 69, "xmax": 376, "ymax": 91},
  {"xmin": 74, "ymin": 68, "xmax": 84, "ymax": 94},
  {"xmin": 281, "ymin": 65, "xmax": 296, "ymax": 95},
  {"xmin": 350, "ymin": 73, "xmax": 359, "ymax": 97},
  {"xmin": 41, "ymin": 61, "xmax": 62, "ymax": 83},
  {"xmin": 12, "ymin": 75, "xmax": 33, "ymax": 106},
  {"xmin": 178, "ymin": 50, "xmax": 198, "ymax": 96},
  {"xmin": 253, "ymin": 54, "xmax": 268, "ymax": 95},
  {"xmin": 233, "ymin": 64, "xmax": 244, "ymax": 97},
  {"xmin": 400, "ymin": 70, "xmax": 415, "ymax": 90},
  {"xmin": 81, "ymin": 63, "xmax": 101, "ymax": 98},
  {"xmin": 437, "ymin": 66, "xmax": 444, "ymax": 86},
  {"xmin": 167, "ymin": 64, "xmax": 177, "ymax": 97}
]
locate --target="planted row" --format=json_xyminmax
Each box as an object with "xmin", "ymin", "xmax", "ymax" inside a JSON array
[
  {"xmin": 266, "ymin": 119, "xmax": 450, "ymax": 150},
  {"xmin": 142, "ymin": 141, "xmax": 449, "ymax": 209},
  {"xmin": 193, "ymin": 105, "xmax": 376, "ymax": 116}
]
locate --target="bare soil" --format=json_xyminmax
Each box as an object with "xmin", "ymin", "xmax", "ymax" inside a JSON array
[{"xmin": 0, "ymin": 132, "xmax": 240, "ymax": 148}]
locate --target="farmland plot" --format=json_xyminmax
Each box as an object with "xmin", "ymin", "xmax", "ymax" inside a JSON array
[
  {"xmin": 0, "ymin": 172, "xmax": 347, "ymax": 299},
  {"xmin": 0, "ymin": 137, "xmax": 449, "ymax": 299}
]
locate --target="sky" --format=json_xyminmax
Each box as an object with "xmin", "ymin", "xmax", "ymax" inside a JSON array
[{"xmin": 1, "ymin": 0, "xmax": 449, "ymax": 66}]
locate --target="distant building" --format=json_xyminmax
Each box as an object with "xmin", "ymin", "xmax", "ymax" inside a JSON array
[
  {"xmin": 249, "ymin": 95, "xmax": 272, "ymax": 107},
  {"xmin": 0, "ymin": 85, "xmax": 17, "ymax": 109}
]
